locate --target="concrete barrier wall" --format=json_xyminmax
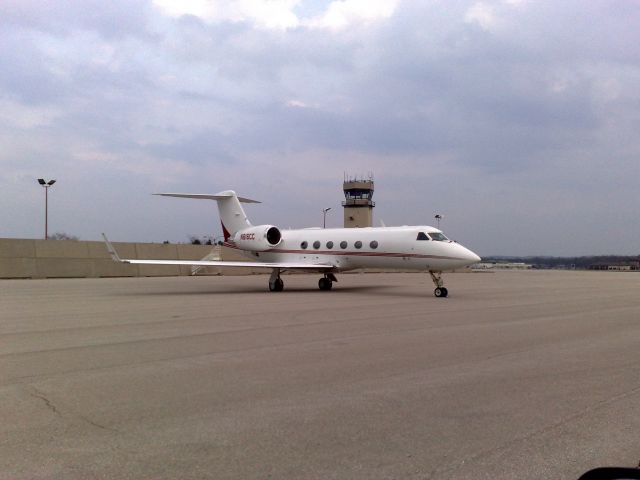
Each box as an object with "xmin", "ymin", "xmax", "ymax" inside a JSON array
[
  {"xmin": 0, "ymin": 238, "xmax": 232, "ymax": 279},
  {"xmin": 0, "ymin": 238, "xmax": 471, "ymax": 279}
]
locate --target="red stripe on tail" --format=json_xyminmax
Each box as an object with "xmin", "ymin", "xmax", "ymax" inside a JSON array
[{"xmin": 221, "ymin": 221, "xmax": 231, "ymax": 241}]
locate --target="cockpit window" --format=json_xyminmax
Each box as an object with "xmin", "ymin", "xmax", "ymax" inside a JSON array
[
  {"xmin": 417, "ymin": 232, "xmax": 430, "ymax": 241},
  {"xmin": 428, "ymin": 232, "xmax": 449, "ymax": 242}
]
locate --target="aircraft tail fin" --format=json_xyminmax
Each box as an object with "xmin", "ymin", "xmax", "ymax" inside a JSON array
[{"xmin": 154, "ymin": 191, "xmax": 260, "ymax": 241}]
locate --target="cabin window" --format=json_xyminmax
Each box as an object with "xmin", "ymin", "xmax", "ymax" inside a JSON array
[
  {"xmin": 370, "ymin": 240, "xmax": 378, "ymax": 249},
  {"xmin": 301, "ymin": 241, "xmax": 308, "ymax": 249},
  {"xmin": 417, "ymin": 232, "xmax": 429, "ymax": 241},
  {"xmin": 428, "ymin": 232, "xmax": 449, "ymax": 242},
  {"xmin": 340, "ymin": 241, "xmax": 348, "ymax": 249},
  {"xmin": 313, "ymin": 240, "xmax": 321, "ymax": 249},
  {"xmin": 326, "ymin": 241, "xmax": 334, "ymax": 249},
  {"xmin": 354, "ymin": 241, "xmax": 363, "ymax": 249}
]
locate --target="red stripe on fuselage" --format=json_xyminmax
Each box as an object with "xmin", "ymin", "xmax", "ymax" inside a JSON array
[
  {"xmin": 221, "ymin": 243, "xmax": 461, "ymax": 261},
  {"xmin": 268, "ymin": 248, "xmax": 462, "ymax": 260}
]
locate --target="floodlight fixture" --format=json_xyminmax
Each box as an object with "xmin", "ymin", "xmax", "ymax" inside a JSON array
[
  {"xmin": 37, "ymin": 178, "xmax": 57, "ymax": 239},
  {"xmin": 322, "ymin": 207, "xmax": 332, "ymax": 228}
]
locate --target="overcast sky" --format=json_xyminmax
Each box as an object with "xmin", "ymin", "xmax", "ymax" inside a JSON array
[{"xmin": 1, "ymin": 0, "xmax": 638, "ymax": 256}]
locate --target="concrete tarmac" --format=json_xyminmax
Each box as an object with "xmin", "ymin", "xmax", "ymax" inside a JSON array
[{"xmin": 1, "ymin": 271, "xmax": 640, "ymax": 479}]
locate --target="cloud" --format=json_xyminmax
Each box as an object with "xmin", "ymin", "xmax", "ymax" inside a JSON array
[
  {"xmin": 153, "ymin": 0, "xmax": 400, "ymax": 30},
  {"xmin": 307, "ymin": 0, "xmax": 399, "ymax": 30},
  {"xmin": 153, "ymin": 0, "xmax": 301, "ymax": 29},
  {"xmin": 0, "ymin": 0, "xmax": 152, "ymax": 38},
  {"xmin": 1, "ymin": 0, "xmax": 639, "ymax": 254},
  {"xmin": 464, "ymin": 2, "xmax": 498, "ymax": 31}
]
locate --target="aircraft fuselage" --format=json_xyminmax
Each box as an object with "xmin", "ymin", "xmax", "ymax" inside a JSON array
[{"xmin": 228, "ymin": 225, "xmax": 480, "ymax": 272}]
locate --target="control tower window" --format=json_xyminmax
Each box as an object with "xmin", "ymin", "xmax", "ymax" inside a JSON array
[
  {"xmin": 345, "ymin": 189, "xmax": 372, "ymax": 200},
  {"xmin": 417, "ymin": 232, "xmax": 429, "ymax": 241}
]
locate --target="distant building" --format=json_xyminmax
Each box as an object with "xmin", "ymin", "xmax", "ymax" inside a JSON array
[
  {"xmin": 588, "ymin": 263, "xmax": 638, "ymax": 271},
  {"xmin": 473, "ymin": 262, "xmax": 532, "ymax": 270},
  {"xmin": 342, "ymin": 174, "xmax": 375, "ymax": 228}
]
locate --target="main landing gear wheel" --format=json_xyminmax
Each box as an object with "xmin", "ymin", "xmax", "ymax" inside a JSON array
[
  {"xmin": 268, "ymin": 268, "xmax": 284, "ymax": 292},
  {"xmin": 318, "ymin": 273, "xmax": 337, "ymax": 291},
  {"xmin": 269, "ymin": 278, "xmax": 284, "ymax": 292},
  {"xmin": 318, "ymin": 277, "xmax": 333, "ymax": 291},
  {"xmin": 434, "ymin": 287, "xmax": 448, "ymax": 298}
]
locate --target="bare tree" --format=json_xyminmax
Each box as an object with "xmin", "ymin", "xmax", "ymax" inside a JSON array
[{"xmin": 49, "ymin": 232, "xmax": 79, "ymax": 241}]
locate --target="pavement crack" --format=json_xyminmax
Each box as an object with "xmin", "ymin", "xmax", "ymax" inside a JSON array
[
  {"xmin": 28, "ymin": 387, "xmax": 61, "ymax": 417},
  {"xmin": 76, "ymin": 413, "xmax": 119, "ymax": 433},
  {"xmin": 26, "ymin": 385, "xmax": 119, "ymax": 433}
]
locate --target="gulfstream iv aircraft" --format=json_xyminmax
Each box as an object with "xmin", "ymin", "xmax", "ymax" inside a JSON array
[{"xmin": 103, "ymin": 190, "xmax": 481, "ymax": 297}]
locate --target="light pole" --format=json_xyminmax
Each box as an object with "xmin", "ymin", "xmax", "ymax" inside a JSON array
[
  {"xmin": 322, "ymin": 207, "xmax": 332, "ymax": 228},
  {"xmin": 434, "ymin": 214, "xmax": 443, "ymax": 229},
  {"xmin": 38, "ymin": 179, "xmax": 56, "ymax": 239}
]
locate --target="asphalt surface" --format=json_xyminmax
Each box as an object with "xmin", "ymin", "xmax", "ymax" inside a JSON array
[{"xmin": 1, "ymin": 271, "xmax": 640, "ymax": 480}]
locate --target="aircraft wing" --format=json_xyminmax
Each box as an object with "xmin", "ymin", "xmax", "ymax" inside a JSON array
[{"xmin": 102, "ymin": 234, "xmax": 334, "ymax": 270}]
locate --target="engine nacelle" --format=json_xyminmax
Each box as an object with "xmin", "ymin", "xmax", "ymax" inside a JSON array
[{"xmin": 232, "ymin": 225, "xmax": 282, "ymax": 251}]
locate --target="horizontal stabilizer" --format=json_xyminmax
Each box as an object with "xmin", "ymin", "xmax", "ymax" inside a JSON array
[{"xmin": 153, "ymin": 192, "xmax": 261, "ymax": 203}]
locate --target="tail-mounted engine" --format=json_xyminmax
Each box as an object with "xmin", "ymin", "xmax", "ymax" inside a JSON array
[{"xmin": 232, "ymin": 225, "xmax": 282, "ymax": 251}]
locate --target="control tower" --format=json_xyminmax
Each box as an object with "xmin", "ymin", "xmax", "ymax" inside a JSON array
[{"xmin": 342, "ymin": 173, "xmax": 375, "ymax": 228}]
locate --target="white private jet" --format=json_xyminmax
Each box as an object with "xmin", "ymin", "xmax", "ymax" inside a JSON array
[{"xmin": 103, "ymin": 190, "xmax": 481, "ymax": 297}]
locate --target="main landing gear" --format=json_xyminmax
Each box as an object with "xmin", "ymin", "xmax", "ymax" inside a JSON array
[
  {"xmin": 318, "ymin": 273, "xmax": 338, "ymax": 291},
  {"xmin": 268, "ymin": 270, "xmax": 338, "ymax": 292},
  {"xmin": 268, "ymin": 269, "xmax": 284, "ymax": 292},
  {"xmin": 429, "ymin": 271, "xmax": 448, "ymax": 298}
]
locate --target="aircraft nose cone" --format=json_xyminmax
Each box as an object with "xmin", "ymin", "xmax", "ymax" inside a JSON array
[
  {"xmin": 459, "ymin": 246, "xmax": 481, "ymax": 265},
  {"xmin": 452, "ymin": 244, "xmax": 481, "ymax": 266},
  {"xmin": 469, "ymin": 251, "xmax": 481, "ymax": 263}
]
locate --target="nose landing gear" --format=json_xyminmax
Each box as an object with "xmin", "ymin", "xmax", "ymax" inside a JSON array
[{"xmin": 429, "ymin": 271, "xmax": 448, "ymax": 298}]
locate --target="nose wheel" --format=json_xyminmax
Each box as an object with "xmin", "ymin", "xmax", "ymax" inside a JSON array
[
  {"xmin": 429, "ymin": 271, "xmax": 448, "ymax": 298},
  {"xmin": 434, "ymin": 287, "xmax": 448, "ymax": 298}
]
